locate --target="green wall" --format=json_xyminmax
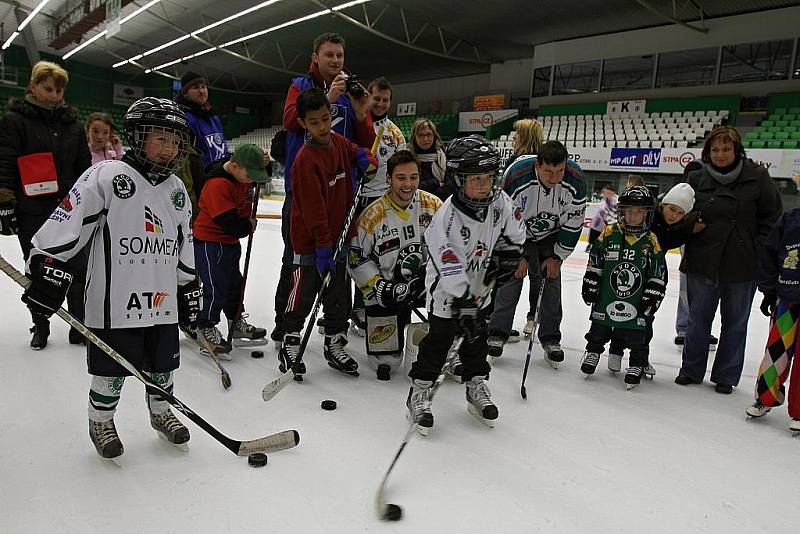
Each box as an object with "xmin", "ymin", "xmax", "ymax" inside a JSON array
[{"xmin": 769, "ymin": 92, "xmax": 800, "ymax": 114}]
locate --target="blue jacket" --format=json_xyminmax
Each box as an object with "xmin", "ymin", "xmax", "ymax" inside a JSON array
[
  {"xmin": 759, "ymin": 208, "xmax": 800, "ymax": 302},
  {"xmin": 282, "ymin": 63, "xmax": 374, "ymax": 193},
  {"xmin": 175, "ymin": 93, "xmax": 228, "ymax": 169}
]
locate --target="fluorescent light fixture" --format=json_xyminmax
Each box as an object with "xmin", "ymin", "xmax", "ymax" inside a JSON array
[
  {"xmin": 1, "ymin": 31, "xmax": 19, "ymax": 50},
  {"xmin": 2, "ymin": 0, "xmax": 53, "ymax": 50},
  {"xmin": 63, "ymin": 0, "xmax": 162, "ymax": 60}
]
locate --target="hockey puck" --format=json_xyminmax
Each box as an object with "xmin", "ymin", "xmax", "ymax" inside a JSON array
[
  {"xmin": 251, "ymin": 350, "xmax": 264, "ymax": 359},
  {"xmin": 248, "ymin": 453, "xmax": 268, "ymax": 468},
  {"xmin": 382, "ymin": 503, "xmax": 403, "ymax": 521},
  {"xmin": 320, "ymin": 399, "xmax": 337, "ymax": 411},
  {"xmin": 376, "ymin": 364, "xmax": 391, "ymax": 381}
]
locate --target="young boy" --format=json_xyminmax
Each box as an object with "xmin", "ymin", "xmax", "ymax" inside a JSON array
[
  {"xmin": 580, "ymin": 185, "xmax": 667, "ymax": 389},
  {"xmin": 192, "ymin": 143, "xmax": 268, "ymax": 356},
  {"xmin": 745, "ymin": 173, "xmax": 800, "ymax": 434},
  {"xmin": 606, "ymin": 182, "xmax": 701, "ymax": 374},
  {"xmin": 279, "ymin": 87, "xmax": 375, "ymax": 378},
  {"xmin": 348, "ymin": 150, "xmax": 441, "ymax": 380},
  {"xmin": 21, "ymin": 97, "xmax": 200, "ymax": 458},
  {"xmin": 407, "ymin": 135, "xmax": 525, "ymax": 433}
]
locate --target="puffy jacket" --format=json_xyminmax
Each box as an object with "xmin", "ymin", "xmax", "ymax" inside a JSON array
[
  {"xmin": 681, "ymin": 158, "xmax": 782, "ymax": 283},
  {"xmin": 758, "ymin": 208, "xmax": 800, "ymax": 302},
  {"xmin": 0, "ymin": 97, "xmax": 91, "ymax": 216},
  {"xmin": 174, "ymin": 93, "xmax": 228, "ymax": 169}
]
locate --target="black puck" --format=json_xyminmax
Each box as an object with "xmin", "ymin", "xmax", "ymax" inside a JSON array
[
  {"xmin": 248, "ymin": 453, "xmax": 268, "ymax": 467},
  {"xmin": 382, "ymin": 503, "xmax": 403, "ymax": 521},
  {"xmin": 320, "ymin": 399, "xmax": 337, "ymax": 410},
  {"xmin": 376, "ymin": 364, "xmax": 391, "ymax": 381},
  {"xmin": 251, "ymin": 350, "xmax": 264, "ymax": 359}
]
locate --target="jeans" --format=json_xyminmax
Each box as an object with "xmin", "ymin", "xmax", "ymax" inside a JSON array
[{"xmin": 678, "ymin": 274, "xmax": 757, "ymax": 386}]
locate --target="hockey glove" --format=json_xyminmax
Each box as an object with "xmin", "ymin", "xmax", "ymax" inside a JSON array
[
  {"xmin": 759, "ymin": 293, "xmax": 777, "ymax": 317},
  {"xmin": 374, "ymin": 278, "xmax": 411, "ymax": 308},
  {"xmin": 640, "ymin": 280, "xmax": 666, "ymax": 317},
  {"xmin": 581, "ymin": 270, "xmax": 601, "ymax": 306},
  {"xmin": 451, "ymin": 294, "xmax": 480, "ymax": 343},
  {"xmin": 22, "ymin": 255, "xmax": 73, "ymax": 318},
  {"xmin": 0, "ymin": 188, "xmax": 17, "ymax": 236},
  {"xmin": 484, "ymin": 248, "xmax": 522, "ymax": 287},
  {"xmin": 178, "ymin": 279, "xmax": 202, "ymax": 331},
  {"xmin": 315, "ymin": 246, "xmax": 336, "ymax": 277}
]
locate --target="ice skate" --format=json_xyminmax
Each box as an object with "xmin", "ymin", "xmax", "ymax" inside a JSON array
[
  {"xmin": 543, "ymin": 343, "xmax": 564, "ymax": 369},
  {"xmin": 150, "ymin": 409, "xmax": 190, "ymax": 447},
  {"xmin": 580, "ymin": 351, "xmax": 600, "ymax": 376},
  {"xmin": 349, "ymin": 308, "xmax": 366, "ymax": 337},
  {"xmin": 316, "ymin": 317, "xmax": 326, "ymax": 335},
  {"xmin": 29, "ymin": 320, "xmax": 49, "ymax": 350},
  {"xmin": 278, "ymin": 332, "xmax": 305, "ymax": 380},
  {"xmin": 271, "ymin": 328, "xmax": 284, "ymax": 352},
  {"xmin": 228, "ymin": 315, "xmax": 267, "ymax": 347},
  {"xmin": 790, "ymin": 419, "xmax": 800, "ymax": 436},
  {"xmin": 442, "ymin": 353, "xmax": 463, "ymax": 381},
  {"xmin": 507, "ymin": 329, "xmax": 521, "ymax": 343},
  {"xmin": 745, "ymin": 401, "xmax": 771, "ymax": 419},
  {"xmin": 709, "ymin": 335, "xmax": 718, "ymax": 351},
  {"xmin": 625, "ymin": 366, "xmax": 644, "ymax": 390},
  {"xmin": 465, "ymin": 376, "xmax": 498, "ymax": 428},
  {"xmin": 89, "ymin": 419, "xmax": 124, "ymax": 459},
  {"xmin": 607, "ymin": 352, "xmax": 622, "ymax": 373},
  {"xmin": 523, "ymin": 318, "xmax": 536, "ymax": 339},
  {"xmin": 643, "ymin": 363, "xmax": 656, "ymax": 379},
  {"xmin": 324, "ymin": 333, "xmax": 359, "ymax": 377},
  {"xmin": 406, "ymin": 379, "xmax": 434, "ymax": 436},
  {"xmin": 487, "ymin": 335, "xmax": 505, "ymax": 365},
  {"xmin": 197, "ymin": 325, "xmax": 232, "ymax": 359}
]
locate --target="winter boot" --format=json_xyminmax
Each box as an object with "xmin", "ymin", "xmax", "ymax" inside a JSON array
[
  {"xmin": 29, "ymin": 319, "xmax": 50, "ymax": 350},
  {"xmin": 150, "ymin": 409, "xmax": 190, "ymax": 445},
  {"xmin": 198, "ymin": 325, "xmax": 233, "ymax": 357},
  {"xmin": 278, "ymin": 332, "xmax": 305, "ymax": 377},
  {"xmin": 69, "ymin": 327, "xmax": 85, "ymax": 345},
  {"xmin": 465, "ymin": 376, "xmax": 498, "ymax": 427},
  {"xmin": 350, "ymin": 308, "xmax": 366, "ymax": 337},
  {"xmin": 406, "ymin": 379, "xmax": 434, "ymax": 435},
  {"xmin": 607, "ymin": 352, "xmax": 623, "ymax": 373},
  {"xmin": 228, "ymin": 315, "xmax": 267, "ymax": 344},
  {"xmin": 543, "ymin": 343, "xmax": 564, "ymax": 369},
  {"xmin": 580, "ymin": 351, "xmax": 600, "ymax": 375},
  {"xmin": 324, "ymin": 333, "xmax": 359, "ymax": 376},
  {"xmin": 625, "ymin": 366, "xmax": 644, "ymax": 390},
  {"xmin": 89, "ymin": 419, "xmax": 124, "ymax": 459},
  {"xmin": 745, "ymin": 401, "xmax": 771, "ymax": 419}
]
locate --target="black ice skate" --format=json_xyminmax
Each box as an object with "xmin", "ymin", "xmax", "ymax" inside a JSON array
[
  {"xmin": 580, "ymin": 351, "xmax": 600, "ymax": 376},
  {"xmin": 29, "ymin": 319, "xmax": 49, "ymax": 350},
  {"xmin": 625, "ymin": 366, "xmax": 644, "ymax": 390},
  {"xmin": 150, "ymin": 409, "xmax": 190, "ymax": 446},
  {"xmin": 643, "ymin": 363, "xmax": 656, "ymax": 379},
  {"xmin": 198, "ymin": 325, "xmax": 233, "ymax": 359},
  {"xmin": 89, "ymin": 419, "xmax": 124, "ymax": 459},
  {"xmin": 324, "ymin": 333, "xmax": 359, "ymax": 376},
  {"xmin": 278, "ymin": 333, "xmax": 305, "ymax": 380},
  {"xmin": 406, "ymin": 379, "xmax": 434, "ymax": 436},
  {"xmin": 228, "ymin": 315, "xmax": 267, "ymax": 347},
  {"xmin": 466, "ymin": 376, "xmax": 498, "ymax": 428},
  {"xmin": 487, "ymin": 335, "xmax": 505, "ymax": 360},
  {"xmin": 507, "ymin": 329, "xmax": 521, "ymax": 343},
  {"xmin": 543, "ymin": 343, "xmax": 564, "ymax": 369}
]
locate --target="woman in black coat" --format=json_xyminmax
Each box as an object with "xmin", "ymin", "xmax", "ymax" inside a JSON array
[
  {"xmin": 676, "ymin": 126, "xmax": 782, "ymax": 393},
  {"xmin": 0, "ymin": 61, "xmax": 92, "ymax": 349}
]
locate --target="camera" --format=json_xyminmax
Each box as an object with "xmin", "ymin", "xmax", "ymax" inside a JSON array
[{"xmin": 345, "ymin": 75, "xmax": 366, "ymax": 98}]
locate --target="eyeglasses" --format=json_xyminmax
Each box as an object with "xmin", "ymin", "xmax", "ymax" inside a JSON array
[{"xmin": 416, "ymin": 132, "xmax": 434, "ymax": 138}]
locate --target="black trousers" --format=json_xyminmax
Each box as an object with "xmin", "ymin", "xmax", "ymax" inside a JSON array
[
  {"xmin": 609, "ymin": 315, "xmax": 653, "ymax": 359},
  {"xmin": 283, "ymin": 263, "xmax": 351, "ymax": 336},
  {"xmin": 87, "ymin": 323, "xmax": 180, "ymax": 377},
  {"xmin": 409, "ymin": 312, "xmax": 491, "ymax": 382},
  {"xmin": 585, "ymin": 322, "xmax": 649, "ymax": 367},
  {"xmin": 273, "ymin": 191, "xmax": 294, "ymax": 335}
]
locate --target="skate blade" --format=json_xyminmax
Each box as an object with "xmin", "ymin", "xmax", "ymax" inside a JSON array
[
  {"xmin": 232, "ymin": 337, "xmax": 268, "ymax": 348},
  {"xmin": 326, "ymin": 362, "xmax": 360, "ymax": 377},
  {"xmin": 156, "ymin": 431, "xmax": 190, "ymax": 451},
  {"xmin": 644, "ymin": 373, "xmax": 655, "ymax": 380},
  {"xmin": 406, "ymin": 411, "xmax": 430, "ymax": 436},
  {"xmin": 547, "ymin": 360, "xmax": 560, "ymax": 370},
  {"xmin": 626, "ymin": 383, "xmax": 640, "ymax": 391},
  {"xmin": 583, "ymin": 372, "xmax": 594, "ymax": 379},
  {"xmin": 608, "ymin": 368, "xmax": 620, "ymax": 374},
  {"xmin": 350, "ymin": 324, "xmax": 365, "ymax": 337},
  {"xmin": 467, "ymin": 404, "xmax": 496, "ymax": 428},
  {"xmin": 198, "ymin": 347, "xmax": 232, "ymax": 361}
]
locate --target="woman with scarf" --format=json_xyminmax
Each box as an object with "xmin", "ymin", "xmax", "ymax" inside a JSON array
[
  {"xmin": 676, "ymin": 126, "xmax": 782, "ymax": 393},
  {"xmin": 0, "ymin": 61, "xmax": 91, "ymax": 349},
  {"xmin": 404, "ymin": 118, "xmax": 448, "ymax": 199}
]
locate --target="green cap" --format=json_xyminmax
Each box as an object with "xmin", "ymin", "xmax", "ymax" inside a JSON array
[{"xmin": 231, "ymin": 143, "xmax": 269, "ymax": 183}]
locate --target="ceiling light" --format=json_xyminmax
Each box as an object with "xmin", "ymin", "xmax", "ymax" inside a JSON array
[{"xmin": 2, "ymin": 0, "xmax": 53, "ymax": 50}]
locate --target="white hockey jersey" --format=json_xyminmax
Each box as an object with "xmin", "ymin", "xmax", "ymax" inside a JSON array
[
  {"xmin": 361, "ymin": 116, "xmax": 406, "ymax": 199},
  {"xmin": 28, "ymin": 159, "xmax": 196, "ymax": 329},
  {"xmin": 424, "ymin": 192, "xmax": 526, "ymax": 318},
  {"xmin": 348, "ymin": 189, "xmax": 442, "ymax": 305}
]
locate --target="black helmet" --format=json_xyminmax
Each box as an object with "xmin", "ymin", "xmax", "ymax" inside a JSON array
[
  {"xmin": 123, "ymin": 97, "xmax": 191, "ymax": 178},
  {"xmin": 618, "ymin": 185, "xmax": 655, "ymax": 236},
  {"xmin": 445, "ymin": 135, "xmax": 502, "ymax": 209}
]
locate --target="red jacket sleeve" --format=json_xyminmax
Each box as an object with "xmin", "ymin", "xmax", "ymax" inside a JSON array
[
  {"xmin": 283, "ymin": 84, "xmax": 303, "ymax": 132},
  {"xmin": 353, "ymin": 112, "xmax": 375, "ymax": 148},
  {"xmin": 293, "ymin": 153, "xmax": 331, "ymax": 247}
]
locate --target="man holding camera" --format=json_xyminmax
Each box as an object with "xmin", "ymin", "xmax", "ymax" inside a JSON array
[{"xmin": 272, "ymin": 32, "xmax": 376, "ymax": 348}]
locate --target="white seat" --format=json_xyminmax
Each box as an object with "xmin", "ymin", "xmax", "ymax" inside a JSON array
[
  {"xmin": 694, "ymin": 110, "xmax": 705, "ymax": 117},
  {"xmin": 675, "ymin": 140, "xmax": 688, "ymax": 148},
  {"xmin": 682, "ymin": 111, "xmax": 693, "ymax": 117}
]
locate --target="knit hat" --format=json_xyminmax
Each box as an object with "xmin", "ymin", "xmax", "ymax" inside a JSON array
[
  {"xmin": 180, "ymin": 71, "xmax": 205, "ymax": 93},
  {"xmin": 661, "ymin": 183, "xmax": 695, "ymax": 213},
  {"xmin": 231, "ymin": 144, "xmax": 268, "ymax": 183}
]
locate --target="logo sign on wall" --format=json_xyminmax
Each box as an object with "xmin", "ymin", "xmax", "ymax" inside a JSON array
[
  {"xmin": 112, "ymin": 84, "xmax": 144, "ymax": 106},
  {"xmin": 609, "ymin": 148, "xmax": 662, "ymax": 170},
  {"xmin": 396, "ymin": 103, "xmax": 417, "ymax": 116},
  {"xmin": 606, "ymin": 99, "xmax": 646, "ymax": 117},
  {"xmin": 459, "ymin": 109, "xmax": 518, "ymax": 132},
  {"xmin": 473, "ymin": 94, "xmax": 505, "ymax": 111}
]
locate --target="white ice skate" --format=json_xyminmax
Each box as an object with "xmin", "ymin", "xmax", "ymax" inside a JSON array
[
  {"xmin": 522, "ymin": 318, "xmax": 536, "ymax": 340},
  {"xmin": 406, "ymin": 379, "xmax": 434, "ymax": 436},
  {"xmin": 466, "ymin": 376, "xmax": 498, "ymax": 428},
  {"xmin": 543, "ymin": 343, "xmax": 564, "ymax": 369},
  {"xmin": 746, "ymin": 401, "xmax": 771, "ymax": 419}
]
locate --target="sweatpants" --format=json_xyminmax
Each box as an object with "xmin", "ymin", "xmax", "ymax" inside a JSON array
[
  {"xmin": 194, "ymin": 239, "xmax": 243, "ymax": 327},
  {"xmin": 409, "ymin": 313, "xmax": 491, "ymax": 382},
  {"xmin": 283, "ymin": 262, "xmax": 351, "ymax": 336}
]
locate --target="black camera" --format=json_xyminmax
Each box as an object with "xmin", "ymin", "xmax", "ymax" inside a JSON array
[{"xmin": 345, "ymin": 75, "xmax": 366, "ymax": 98}]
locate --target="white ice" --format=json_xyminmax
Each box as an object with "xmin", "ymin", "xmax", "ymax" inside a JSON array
[{"xmin": 1, "ymin": 200, "xmax": 798, "ymax": 533}]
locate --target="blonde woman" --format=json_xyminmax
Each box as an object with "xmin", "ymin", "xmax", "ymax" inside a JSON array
[
  {"xmin": 0, "ymin": 60, "xmax": 91, "ymax": 349},
  {"xmin": 404, "ymin": 118, "xmax": 447, "ymax": 198},
  {"xmin": 508, "ymin": 118, "xmax": 544, "ymax": 167}
]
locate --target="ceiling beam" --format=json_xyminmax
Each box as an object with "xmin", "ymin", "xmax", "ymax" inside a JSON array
[{"xmin": 633, "ymin": 0, "xmax": 708, "ymax": 34}]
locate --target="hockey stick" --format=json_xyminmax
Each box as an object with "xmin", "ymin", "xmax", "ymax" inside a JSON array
[
  {"xmin": 411, "ymin": 308, "xmax": 428, "ymax": 323},
  {"xmin": 0, "ymin": 255, "xmax": 299, "ymax": 456},
  {"xmin": 375, "ymin": 335, "xmax": 464, "ymax": 521},
  {"xmin": 520, "ymin": 278, "xmax": 547, "ymax": 400},
  {"xmin": 225, "ymin": 182, "xmax": 262, "ymax": 347},
  {"xmin": 197, "ymin": 335, "xmax": 232, "ymax": 390}
]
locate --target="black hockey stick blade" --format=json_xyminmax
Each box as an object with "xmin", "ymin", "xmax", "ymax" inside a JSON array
[
  {"xmin": 0, "ymin": 255, "xmax": 299, "ymax": 456},
  {"xmin": 520, "ymin": 279, "xmax": 547, "ymax": 400}
]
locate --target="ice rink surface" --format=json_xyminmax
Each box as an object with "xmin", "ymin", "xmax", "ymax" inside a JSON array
[{"xmin": 1, "ymin": 206, "xmax": 798, "ymax": 533}]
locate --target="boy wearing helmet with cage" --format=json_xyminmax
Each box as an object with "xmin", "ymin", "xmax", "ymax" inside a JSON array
[
  {"xmin": 21, "ymin": 97, "xmax": 200, "ymax": 459},
  {"xmin": 580, "ymin": 185, "xmax": 667, "ymax": 389},
  {"xmin": 406, "ymin": 135, "xmax": 525, "ymax": 433}
]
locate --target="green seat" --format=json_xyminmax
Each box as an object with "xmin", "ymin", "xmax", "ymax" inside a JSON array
[
  {"xmin": 768, "ymin": 126, "xmax": 783, "ymax": 133},
  {"xmin": 761, "ymin": 120, "xmax": 774, "ymax": 128},
  {"xmin": 789, "ymin": 107, "xmax": 800, "ymax": 114},
  {"xmin": 743, "ymin": 140, "xmax": 753, "ymax": 148},
  {"xmin": 750, "ymin": 140, "xmax": 767, "ymax": 148},
  {"xmin": 784, "ymin": 114, "xmax": 797, "ymax": 122},
  {"xmin": 783, "ymin": 140, "xmax": 798, "ymax": 149},
  {"xmin": 792, "ymin": 131, "xmax": 800, "ymax": 140},
  {"xmin": 768, "ymin": 114, "xmax": 781, "ymax": 121},
  {"xmin": 791, "ymin": 120, "xmax": 800, "ymax": 128},
  {"xmin": 767, "ymin": 140, "xmax": 783, "ymax": 149},
  {"xmin": 775, "ymin": 120, "xmax": 789, "ymax": 128},
  {"xmin": 760, "ymin": 131, "xmax": 775, "ymax": 140},
  {"xmin": 776, "ymin": 131, "xmax": 790, "ymax": 140},
  {"xmin": 744, "ymin": 131, "xmax": 760, "ymax": 140},
  {"xmin": 774, "ymin": 108, "xmax": 787, "ymax": 115}
]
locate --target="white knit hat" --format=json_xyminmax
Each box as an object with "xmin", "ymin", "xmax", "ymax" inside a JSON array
[{"xmin": 661, "ymin": 183, "xmax": 695, "ymax": 213}]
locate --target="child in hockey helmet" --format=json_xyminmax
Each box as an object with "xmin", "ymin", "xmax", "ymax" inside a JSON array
[
  {"xmin": 123, "ymin": 97, "xmax": 191, "ymax": 179},
  {"xmin": 617, "ymin": 185, "xmax": 655, "ymax": 237},
  {"xmin": 444, "ymin": 135, "xmax": 502, "ymax": 210}
]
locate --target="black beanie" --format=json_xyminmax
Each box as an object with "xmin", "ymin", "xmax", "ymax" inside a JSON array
[{"xmin": 180, "ymin": 71, "xmax": 205, "ymax": 92}]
